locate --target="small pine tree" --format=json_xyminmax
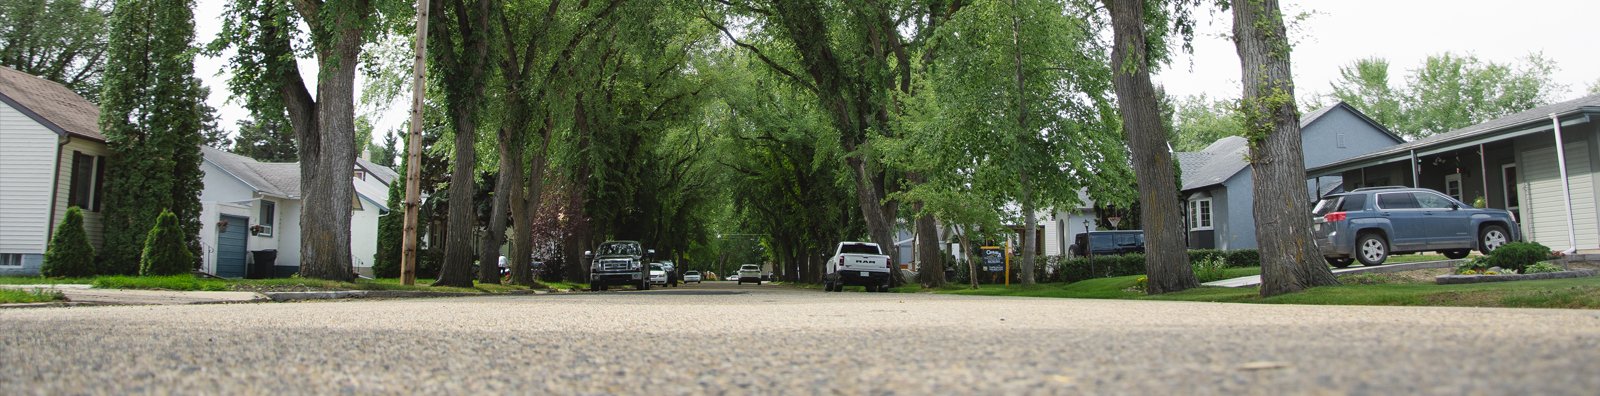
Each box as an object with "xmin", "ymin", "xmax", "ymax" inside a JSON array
[
  {"xmin": 42, "ymin": 207, "xmax": 98, "ymax": 278},
  {"xmin": 372, "ymin": 164, "xmax": 406, "ymax": 278},
  {"xmin": 139, "ymin": 209, "xmax": 193, "ymax": 276}
]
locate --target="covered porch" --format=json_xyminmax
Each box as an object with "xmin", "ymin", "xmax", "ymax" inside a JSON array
[{"xmin": 1307, "ymin": 95, "xmax": 1600, "ymax": 253}]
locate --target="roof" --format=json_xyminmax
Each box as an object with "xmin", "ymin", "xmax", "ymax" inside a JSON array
[
  {"xmin": 1177, "ymin": 103, "xmax": 1398, "ymax": 192},
  {"xmin": 201, "ymin": 145, "xmax": 388, "ymax": 210},
  {"xmin": 355, "ymin": 157, "xmax": 398, "ymax": 185},
  {"xmin": 1179, "ymin": 136, "xmax": 1250, "ymax": 191},
  {"xmin": 0, "ymin": 66, "xmax": 104, "ymax": 142},
  {"xmin": 1309, "ymin": 93, "xmax": 1600, "ymax": 174}
]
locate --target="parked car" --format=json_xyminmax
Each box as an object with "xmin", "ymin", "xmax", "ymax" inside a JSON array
[
  {"xmin": 823, "ymin": 242, "xmax": 892, "ymax": 292},
  {"xmin": 1312, "ymin": 186, "xmax": 1520, "ymax": 267},
  {"xmin": 649, "ymin": 263, "xmax": 668, "ymax": 286},
  {"xmin": 586, "ymin": 240, "xmax": 654, "ymax": 291},
  {"xmin": 683, "ymin": 271, "xmax": 702, "ymax": 283},
  {"xmin": 726, "ymin": 274, "xmax": 739, "ymax": 282},
  {"xmin": 1068, "ymin": 230, "xmax": 1145, "ymax": 258},
  {"xmin": 737, "ymin": 264, "xmax": 762, "ymax": 285},
  {"xmin": 659, "ymin": 261, "xmax": 679, "ymax": 287}
]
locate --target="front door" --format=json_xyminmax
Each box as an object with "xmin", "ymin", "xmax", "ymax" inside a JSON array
[{"xmin": 216, "ymin": 215, "xmax": 249, "ymax": 278}]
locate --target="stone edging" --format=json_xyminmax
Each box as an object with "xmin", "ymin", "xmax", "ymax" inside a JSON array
[{"xmin": 1435, "ymin": 269, "xmax": 1597, "ymax": 285}]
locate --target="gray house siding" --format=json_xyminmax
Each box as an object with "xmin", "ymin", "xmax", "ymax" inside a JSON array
[
  {"xmin": 1301, "ymin": 108, "xmax": 1406, "ymax": 169},
  {"xmin": 1182, "ymin": 104, "xmax": 1401, "ymax": 250}
]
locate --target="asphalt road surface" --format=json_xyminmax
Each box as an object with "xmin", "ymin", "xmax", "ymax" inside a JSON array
[{"xmin": 4, "ymin": 281, "xmax": 1598, "ymax": 395}]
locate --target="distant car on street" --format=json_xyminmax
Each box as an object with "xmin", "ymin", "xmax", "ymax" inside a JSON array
[
  {"xmin": 648, "ymin": 263, "xmax": 668, "ymax": 286},
  {"xmin": 1312, "ymin": 186, "xmax": 1520, "ymax": 267},
  {"xmin": 726, "ymin": 274, "xmax": 739, "ymax": 282},
  {"xmin": 737, "ymin": 264, "xmax": 762, "ymax": 285},
  {"xmin": 683, "ymin": 271, "xmax": 702, "ymax": 283}
]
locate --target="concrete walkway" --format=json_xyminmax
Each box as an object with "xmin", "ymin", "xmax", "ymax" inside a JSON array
[
  {"xmin": 1202, "ymin": 259, "xmax": 1462, "ymax": 288},
  {"xmin": 1, "ymin": 284, "xmax": 268, "ymax": 305}
]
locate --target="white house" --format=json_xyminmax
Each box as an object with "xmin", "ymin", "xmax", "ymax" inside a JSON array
[
  {"xmin": 0, "ymin": 66, "xmax": 111, "ymax": 276},
  {"xmin": 196, "ymin": 146, "xmax": 391, "ymax": 278}
]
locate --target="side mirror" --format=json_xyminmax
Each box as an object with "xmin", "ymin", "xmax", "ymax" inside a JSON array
[
  {"xmin": 647, "ymin": 249, "xmax": 656, "ymax": 257},
  {"xmin": 1450, "ymin": 203, "xmax": 1460, "ymax": 210},
  {"xmin": 583, "ymin": 250, "xmax": 592, "ymax": 257}
]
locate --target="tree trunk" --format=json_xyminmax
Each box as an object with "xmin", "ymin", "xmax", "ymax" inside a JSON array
[
  {"xmin": 431, "ymin": 0, "xmax": 492, "ymax": 288},
  {"xmin": 1011, "ymin": 0, "xmax": 1035, "ymax": 286},
  {"xmin": 477, "ymin": 169, "xmax": 510, "ymax": 284},
  {"xmin": 1232, "ymin": 0, "xmax": 1339, "ymax": 296},
  {"xmin": 292, "ymin": 29, "xmax": 362, "ymax": 281},
  {"xmin": 1103, "ymin": 0, "xmax": 1197, "ymax": 294},
  {"xmin": 958, "ymin": 225, "xmax": 980, "ymax": 289}
]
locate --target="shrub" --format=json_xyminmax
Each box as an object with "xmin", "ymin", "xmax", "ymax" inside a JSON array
[
  {"xmin": 1192, "ymin": 255, "xmax": 1229, "ymax": 283},
  {"xmin": 1188, "ymin": 249, "xmax": 1225, "ymax": 266},
  {"xmin": 139, "ymin": 209, "xmax": 194, "ymax": 276},
  {"xmin": 1225, "ymin": 250, "xmax": 1260, "ymax": 268},
  {"xmin": 1524, "ymin": 262, "xmax": 1564, "ymax": 274},
  {"xmin": 1483, "ymin": 242, "xmax": 1551, "ymax": 273},
  {"xmin": 1456, "ymin": 256, "xmax": 1490, "ymax": 274},
  {"xmin": 42, "ymin": 207, "xmax": 97, "ymax": 278},
  {"xmin": 1058, "ymin": 253, "xmax": 1146, "ymax": 283}
]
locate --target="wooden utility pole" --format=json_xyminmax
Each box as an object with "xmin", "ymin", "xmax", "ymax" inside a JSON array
[{"xmin": 400, "ymin": 0, "xmax": 431, "ymax": 285}]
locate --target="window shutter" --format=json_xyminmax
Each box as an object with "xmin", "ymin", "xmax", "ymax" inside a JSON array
[{"xmin": 92, "ymin": 156, "xmax": 106, "ymax": 211}]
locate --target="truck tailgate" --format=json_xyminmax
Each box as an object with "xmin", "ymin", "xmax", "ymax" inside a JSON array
[{"xmin": 839, "ymin": 254, "xmax": 889, "ymax": 272}]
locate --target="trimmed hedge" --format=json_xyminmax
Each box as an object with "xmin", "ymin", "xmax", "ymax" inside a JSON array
[
  {"xmin": 42, "ymin": 207, "xmax": 97, "ymax": 278},
  {"xmin": 139, "ymin": 209, "xmax": 194, "ymax": 276}
]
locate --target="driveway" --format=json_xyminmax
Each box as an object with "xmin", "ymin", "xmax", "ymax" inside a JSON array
[{"xmin": 2, "ymin": 283, "xmax": 1596, "ymax": 394}]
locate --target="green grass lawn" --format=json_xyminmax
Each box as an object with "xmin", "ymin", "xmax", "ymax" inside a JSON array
[
  {"xmin": 917, "ymin": 272, "xmax": 1600, "ymax": 309},
  {"xmin": 1380, "ymin": 253, "xmax": 1450, "ymax": 264},
  {"xmin": 0, "ymin": 288, "xmax": 64, "ymax": 304}
]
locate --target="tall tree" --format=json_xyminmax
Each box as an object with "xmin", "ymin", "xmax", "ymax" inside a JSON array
[
  {"xmin": 1100, "ymin": 0, "xmax": 1197, "ymax": 294},
  {"xmin": 98, "ymin": 0, "xmax": 205, "ymax": 274},
  {"xmin": 214, "ymin": 0, "xmax": 398, "ymax": 280},
  {"xmin": 231, "ymin": 114, "xmax": 299, "ymax": 162},
  {"xmin": 1232, "ymin": 0, "xmax": 1337, "ymax": 296},
  {"xmin": 428, "ymin": 0, "xmax": 495, "ymax": 287},
  {"xmin": 1330, "ymin": 53, "xmax": 1565, "ymax": 140},
  {"xmin": 1588, "ymin": 78, "xmax": 1600, "ymax": 95},
  {"xmin": 0, "ymin": 0, "xmax": 109, "ymax": 101},
  {"xmin": 1169, "ymin": 93, "xmax": 1244, "ymax": 152}
]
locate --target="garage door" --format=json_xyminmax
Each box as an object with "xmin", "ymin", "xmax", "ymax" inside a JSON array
[
  {"xmin": 216, "ymin": 215, "xmax": 249, "ymax": 278},
  {"xmin": 1520, "ymin": 144, "xmax": 1598, "ymax": 251}
]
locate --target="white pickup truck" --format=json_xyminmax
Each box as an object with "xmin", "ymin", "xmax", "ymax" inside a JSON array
[{"xmin": 823, "ymin": 242, "xmax": 892, "ymax": 292}]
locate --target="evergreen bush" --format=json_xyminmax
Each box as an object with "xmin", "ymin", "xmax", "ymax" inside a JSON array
[
  {"xmin": 1225, "ymin": 249, "xmax": 1260, "ymax": 268},
  {"xmin": 42, "ymin": 207, "xmax": 97, "ymax": 278},
  {"xmin": 139, "ymin": 209, "xmax": 194, "ymax": 276},
  {"xmin": 1483, "ymin": 242, "xmax": 1551, "ymax": 273}
]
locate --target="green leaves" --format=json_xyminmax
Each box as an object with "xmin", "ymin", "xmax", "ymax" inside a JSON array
[{"xmin": 1330, "ymin": 53, "xmax": 1566, "ymax": 140}]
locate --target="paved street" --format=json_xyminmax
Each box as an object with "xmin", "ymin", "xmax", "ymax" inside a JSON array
[{"xmin": 3, "ymin": 282, "xmax": 1598, "ymax": 395}]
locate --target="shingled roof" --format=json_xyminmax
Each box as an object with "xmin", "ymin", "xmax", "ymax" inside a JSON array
[
  {"xmin": 0, "ymin": 66, "xmax": 104, "ymax": 142},
  {"xmin": 1176, "ymin": 102, "xmax": 1387, "ymax": 192},
  {"xmin": 202, "ymin": 146, "xmax": 388, "ymax": 210},
  {"xmin": 1309, "ymin": 93, "xmax": 1600, "ymax": 174}
]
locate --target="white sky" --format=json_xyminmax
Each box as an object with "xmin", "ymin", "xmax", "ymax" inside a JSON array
[
  {"xmin": 191, "ymin": 0, "xmax": 1600, "ymax": 142},
  {"xmin": 1154, "ymin": 0, "xmax": 1600, "ymax": 103}
]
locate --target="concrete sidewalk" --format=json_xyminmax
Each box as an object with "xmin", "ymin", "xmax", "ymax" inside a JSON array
[
  {"xmin": 1, "ymin": 284, "xmax": 269, "ymax": 306},
  {"xmin": 1202, "ymin": 259, "xmax": 1462, "ymax": 288}
]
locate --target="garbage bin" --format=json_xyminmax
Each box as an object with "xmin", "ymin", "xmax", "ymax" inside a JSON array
[{"xmin": 249, "ymin": 250, "xmax": 277, "ymax": 279}]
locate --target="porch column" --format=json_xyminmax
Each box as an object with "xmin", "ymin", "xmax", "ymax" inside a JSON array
[
  {"xmin": 1549, "ymin": 114, "xmax": 1578, "ymax": 253},
  {"xmin": 1409, "ymin": 149, "xmax": 1419, "ymax": 188},
  {"xmin": 1479, "ymin": 144, "xmax": 1489, "ymax": 206}
]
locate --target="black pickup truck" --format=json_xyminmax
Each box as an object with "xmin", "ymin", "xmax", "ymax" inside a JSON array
[{"xmin": 586, "ymin": 240, "xmax": 654, "ymax": 291}]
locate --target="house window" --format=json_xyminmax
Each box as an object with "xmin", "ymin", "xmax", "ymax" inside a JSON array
[
  {"xmin": 257, "ymin": 200, "xmax": 275, "ymax": 237},
  {"xmin": 67, "ymin": 152, "xmax": 104, "ymax": 211},
  {"xmin": 1188, "ymin": 198, "xmax": 1213, "ymax": 230},
  {"xmin": 354, "ymin": 170, "xmax": 366, "ymax": 180},
  {"xmin": 0, "ymin": 253, "xmax": 22, "ymax": 268}
]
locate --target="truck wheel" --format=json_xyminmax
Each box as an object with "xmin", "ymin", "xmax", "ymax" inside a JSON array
[{"xmin": 590, "ymin": 282, "xmax": 600, "ymax": 292}]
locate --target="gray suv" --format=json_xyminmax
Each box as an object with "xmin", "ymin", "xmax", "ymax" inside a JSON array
[{"xmin": 1312, "ymin": 186, "xmax": 1520, "ymax": 267}]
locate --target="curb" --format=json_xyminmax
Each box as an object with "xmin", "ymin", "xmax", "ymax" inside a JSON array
[
  {"xmin": 0, "ymin": 301, "xmax": 103, "ymax": 309},
  {"xmin": 263, "ymin": 289, "xmax": 540, "ymax": 302},
  {"xmin": 1204, "ymin": 259, "xmax": 1462, "ymax": 288}
]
